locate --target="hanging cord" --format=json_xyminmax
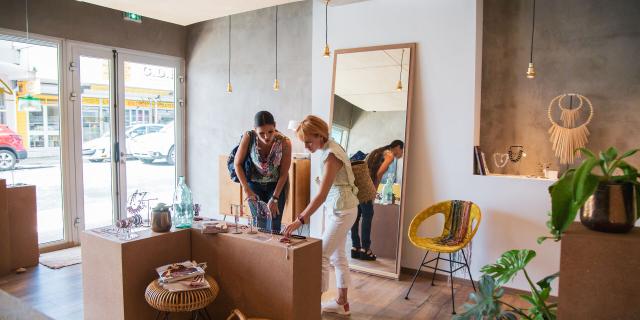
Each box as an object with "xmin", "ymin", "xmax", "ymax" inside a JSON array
[
  {"xmin": 25, "ymin": 0, "xmax": 29, "ymax": 40},
  {"xmin": 228, "ymin": 16, "xmax": 231, "ymax": 84},
  {"xmin": 399, "ymin": 49, "xmax": 404, "ymax": 82},
  {"xmin": 275, "ymin": 6, "xmax": 278, "ymax": 81},
  {"xmin": 325, "ymin": 1, "xmax": 328, "ymax": 47},
  {"xmin": 529, "ymin": 0, "xmax": 536, "ymax": 63}
]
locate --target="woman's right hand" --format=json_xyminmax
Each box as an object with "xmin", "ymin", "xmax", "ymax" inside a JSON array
[{"xmin": 244, "ymin": 189, "xmax": 258, "ymax": 202}]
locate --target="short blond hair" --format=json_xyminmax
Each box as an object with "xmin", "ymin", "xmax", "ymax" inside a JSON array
[{"xmin": 296, "ymin": 115, "xmax": 329, "ymax": 142}]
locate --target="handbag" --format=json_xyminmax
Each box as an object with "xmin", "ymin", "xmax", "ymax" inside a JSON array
[
  {"xmin": 350, "ymin": 160, "xmax": 377, "ymax": 203},
  {"xmin": 227, "ymin": 131, "xmax": 255, "ymax": 183}
]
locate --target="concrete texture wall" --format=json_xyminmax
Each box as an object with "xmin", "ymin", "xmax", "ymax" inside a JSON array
[
  {"xmin": 0, "ymin": 0, "xmax": 187, "ymax": 58},
  {"xmin": 186, "ymin": 1, "xmax": 312, "ymax": 217},
  {"xmin": 480, "ymin": 0, "xmax": 640, "ymax": 176},
  {"xmin": 312, "ymin": 0, "xmax": 561, "ymax": 293}
]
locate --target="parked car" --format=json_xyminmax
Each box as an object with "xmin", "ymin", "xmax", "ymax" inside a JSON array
[
  {"xmin": 0, "ymin": 124, "xmax": 27, "ymax": 171},
  {"xmin": 131, "ymin": 122, "xmax": 175, "ymax": 165},
  {"xmin": 83, "ymin": 124, "xmax": 164, "ymax": 162}
]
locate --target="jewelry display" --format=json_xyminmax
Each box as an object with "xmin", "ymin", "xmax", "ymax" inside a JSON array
[
  {"xmin": 493, "ymin": 153, "xmax": 509, "ymax": 168},
  {"xmin": 507, "ymin": 145, "xmax": 526, "ymax": 163},
  {"xmin": 230, "ymin": 204, "xmax": 242, "ymax": 234},
  {"xmin": 548, "ymin": 93, "xmax": 594, "ymax": 164}
]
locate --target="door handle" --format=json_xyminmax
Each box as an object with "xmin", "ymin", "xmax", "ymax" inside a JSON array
[{"xmin": 114, "ymin": 142, "xmax": 120, "ymax": 163}]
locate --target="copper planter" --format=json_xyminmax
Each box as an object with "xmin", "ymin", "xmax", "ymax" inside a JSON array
[{"xmin": 580, "ymin": 182, "xmax": 637, "ymax": 233}]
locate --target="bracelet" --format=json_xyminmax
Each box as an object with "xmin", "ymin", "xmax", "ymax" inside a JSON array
[{"xmin": 297, "ymin": 215, "xmax": 305, "ymax": 225}]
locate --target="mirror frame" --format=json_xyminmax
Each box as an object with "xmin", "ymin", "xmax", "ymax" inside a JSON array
[{"xmin": 329, "ymin": 43, "xmax": 416, "ymax": 279}]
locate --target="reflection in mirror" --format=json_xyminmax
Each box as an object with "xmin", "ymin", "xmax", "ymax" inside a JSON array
[{"xmin": 330, "ymin": 44, "xmax": 414, "ymax": 278}]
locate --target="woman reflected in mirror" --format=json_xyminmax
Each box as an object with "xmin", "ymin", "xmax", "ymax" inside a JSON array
[
  {"xmin": 283, "ymin": 115, "xmax": 359, "ymax": 316},
  {"xmin": 351, "ymin": 140, "xmax": 404, "ymax": 261},
  {"xmin": 234, "ymin": 111, "xmax": 292, "ymax": 233}
]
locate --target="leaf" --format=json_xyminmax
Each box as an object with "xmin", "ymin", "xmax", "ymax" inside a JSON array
[
  {"xmin": 577, "ymin": 147, "xmax": 596, "ymax": 159},
  {"xmin": 481, "ymin": 250, "xmax": 536, "ymax": 286},
  {"xmin": 572, "ymin": 157, "xmax": 598, "ymax": 202},
  {"xmin": 453, "ymin": 275, "xmax": 504, "ymax": 320},
  {"xmin": 603, "ymin": 147, "xmax": 618, "ymax": 162},
  {"xmin": 620, "ymin": 149, "xmax": 639, "ymax": 161},
  {"xmin": 549, "ymin": 170, "xmax": 577, "ymax": 234},
  {"xmin": 536, "ymin": 272, "xmax": 559, "ymax": 291}
]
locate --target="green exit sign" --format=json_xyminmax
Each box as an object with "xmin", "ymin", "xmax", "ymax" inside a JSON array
[{"xmin": 123, "ymin": 12, "xmax": 142, "ymax": 23}]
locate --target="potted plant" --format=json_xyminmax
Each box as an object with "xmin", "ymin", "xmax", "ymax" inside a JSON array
[{"xmin": 542, "ymin": 147, "xmax": 639, "ymax": 241}]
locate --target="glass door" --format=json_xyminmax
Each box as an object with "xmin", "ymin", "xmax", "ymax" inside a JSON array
[
  {"xmin": 69, "ymin": 45, "xmax": 116, "ymax": 231},
  {"xmin": 69, "ymin": 44, "xmax": 183, "ymax": 234},
  {"xmin": 118, "ymin": 57, "xmax": 181, "ymax": 213}
]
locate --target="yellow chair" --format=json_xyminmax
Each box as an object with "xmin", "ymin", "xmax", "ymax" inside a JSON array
[{"xmin": 403, "ymin": 200, "xmax": 482, "ymax": 315}]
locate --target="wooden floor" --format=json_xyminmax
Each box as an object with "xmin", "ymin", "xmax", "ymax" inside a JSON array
[{"xmin": 0, "ymin": 264, "xmax": 528, "ymax": 320}]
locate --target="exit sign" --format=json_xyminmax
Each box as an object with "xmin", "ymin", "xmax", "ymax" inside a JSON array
[{"xmin": 123, "ymin": 12, "xmax": 142, "ymax": 23}]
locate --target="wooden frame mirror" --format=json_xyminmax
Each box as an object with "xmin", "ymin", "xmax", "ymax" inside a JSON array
[{"xmin": 329, "ymin": 43, "xmax": 416, "ymax": 279}]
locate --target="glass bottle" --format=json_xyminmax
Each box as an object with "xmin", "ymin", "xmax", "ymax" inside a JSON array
[
  {"xmin": 173, "ymin": 176, "xmax": 194, "ymax": 228},
  {"xmin": 382, "ymin": 177, "xmax": 394, "ymax": 204}
]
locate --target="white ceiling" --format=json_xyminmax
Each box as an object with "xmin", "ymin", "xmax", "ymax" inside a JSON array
[
  {"xmin": 335, "ymin": 48, "xmax": 411, "ymax": 112},
  {"xmin": 78, "ymin": 0, "xmax": 304, "ymax": 26}
]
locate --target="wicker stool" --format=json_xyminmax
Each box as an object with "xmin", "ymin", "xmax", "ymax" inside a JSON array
[{"xmin": 145, "ymin": 275, "xmax": 219, "ymax": 320}]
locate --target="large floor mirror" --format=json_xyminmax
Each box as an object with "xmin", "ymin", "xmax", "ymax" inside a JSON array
[{"xmin": 330, "ymin": 43, "xmax": 415, "ymax": 278}]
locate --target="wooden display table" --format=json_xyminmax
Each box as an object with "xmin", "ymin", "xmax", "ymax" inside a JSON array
[
  {"xmin": 190, "ymin": 226, "xmax": 321, "ymax": 320},
  {"xmin": 82, "ymin": 222, "xmax": 321, "ymax": 320},
  {"xmin": 81, "ymin": 227, "xmax": 191, "ymax": 320},
  {"xmin": 370, "ymin": 203, "xmax": 400, "ymax": 260},
  {"xmin": 0, "ymin": 180, "xmax": 38, "ymax": 276},
  {"xmin": 558, "ymin": 222, "xmax": 640, "ymax": 319}
]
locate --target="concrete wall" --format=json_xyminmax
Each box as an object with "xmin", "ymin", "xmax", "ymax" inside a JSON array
[
  {"xmin": 0, "ymin": 0, "xmax": 186, "ymax": 58},
  {"xmin": 312, "ymin": 0, "xmax": 560, "ymax": 293},
  {"xmin": 480, "ymin": 0, "xmax": 640, "ymax": 176},
  {"xmin": 186, "ymin": 1, "xmax": 312, "ymax": 217}
]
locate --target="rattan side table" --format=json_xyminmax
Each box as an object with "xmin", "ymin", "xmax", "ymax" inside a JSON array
[{"xmin": 145, "ymin": 275, "xmax": 219, "ymax": 320}]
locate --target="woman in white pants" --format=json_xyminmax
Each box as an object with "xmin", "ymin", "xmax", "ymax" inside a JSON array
[{"xmin": 283, "ymin": 115, "xmax": 359, "ymax": 316}]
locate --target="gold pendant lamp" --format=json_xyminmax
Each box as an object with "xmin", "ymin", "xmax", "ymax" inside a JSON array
[
  {"xmin": 396, "ymin": 49, "xmax": 404, "ymax": 91},
  {"xmin": 226, "ymin": 15, "xmax": 233, "ymax": 93},
  {"xmin": 273, "ymin": 5, "xmax": 280, "ymax": 91},
  {"xmin": 323, "ymin": 0, "xmax": 331, "ymax": 57},
  {"xmin": 526, "ymin": 0, "xmax": 537, "ymax": 79}
]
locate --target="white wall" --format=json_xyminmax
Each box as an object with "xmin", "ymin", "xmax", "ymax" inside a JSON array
[{"xmin": 311, "ymin": 0, "xmax": 560, "ymax": 293}]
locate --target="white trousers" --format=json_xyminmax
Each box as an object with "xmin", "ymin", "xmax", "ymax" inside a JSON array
[{"xmin": 322, "ymin": 205, "xmax": 358, "ymax": 292}]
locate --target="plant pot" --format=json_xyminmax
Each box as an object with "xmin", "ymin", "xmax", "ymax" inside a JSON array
[{"xmin": 580, "ymin": 182, "xmax": 637, "ymax": 233}]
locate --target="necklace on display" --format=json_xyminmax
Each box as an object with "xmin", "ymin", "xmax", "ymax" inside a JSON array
[
  {"xmin": 548, "ymin": 93, "xmax": 593, "ymax": 164},
  {"xmin": 508, "ymin": 146, "xmax": 526, "ymax": 163},
  {"xmin": 493, "ymin": 153, "xmax": 509, "ymax": 168}
]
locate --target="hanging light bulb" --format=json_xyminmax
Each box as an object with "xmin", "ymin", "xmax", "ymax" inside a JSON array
[
  {"xmin": 273, "ymin": 6, "xmax": 280, "ymax": 91},
  {"xmin": 526, "ymin": 0, "xmax": 537, "ymax": 79},
  {"xmin": 323, "ymin": 0, "xmax": 330, "ymax": 57},
  {"xmin": 396, "ymin": 49, "xmax": 404, "ymax": 91},
  {"xmin": 226, "ymin": 16, "xmax": 233, "ymax": 93}
]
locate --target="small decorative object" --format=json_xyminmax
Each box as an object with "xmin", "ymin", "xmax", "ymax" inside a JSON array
[
  {"xmin": 201, "ymin": 221, "xmax": 229, "ymax": 234},
  {"xmin": 493, "ymin": 153, "xmax": 509, "ymax": 168},
  {"xmin": 547, "ymin": 93, "xmax": 594, "ymax": 164},
  {"xmin": 507, "ymin": 145, "xmax": 526, "ymax": 163},
  {"xmin": 193, "ymin": 203, "xmax": 203, "ymax": 221},
  {"xmin": 114, "ymin": 215, "xmax": 142, "ymax": 240},
  {"xmin": 151, "ymin": 202, "xmax": 172, "ymax": 232},
  {"xmin": 536, "ymin": 161, "xmax": 551, "ymax": 177},
  {"xmin": 173, "ymin": 176, "xmax": 194, "ymax": 229},
  {"xmin": 543, "ymin": 147, "xmax": 640, "ymax": 242}
]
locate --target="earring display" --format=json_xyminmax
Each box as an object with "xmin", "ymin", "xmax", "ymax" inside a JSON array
[
  {"xmin": 508, "ymin": 145, "xmax": 526, "ymax": 163},
  {"xmin": 547, "ymin": 93, "xmax": 593, "ymax": 164}
]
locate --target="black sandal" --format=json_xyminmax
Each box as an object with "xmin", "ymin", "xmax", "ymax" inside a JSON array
[
  {"xmin": 351, "ymin": 247, "xmax": 361, "ymax": 259},
  {"xmin": 360, "ymin": 249, "xmax": 377, "ymax": 261}
]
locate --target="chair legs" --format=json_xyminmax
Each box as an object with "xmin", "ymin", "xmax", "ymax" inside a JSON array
[
  {"xmin": 461, "ymin": 248, "xmax": 476, "ymax": 291},
  {"xmin": 405, "ymin": 250, "xmax": 474, "ymax": 314},
  {"xmin": 404, "ymin": 250, "xmax": 429, "ymax": 299},
  {"xmin": 449, "ymin": 253, "xmax": 456, "ymax": 315},
  {"xmin": 431, "ymin": 253, "xmax": 441, "ymax": 286}
]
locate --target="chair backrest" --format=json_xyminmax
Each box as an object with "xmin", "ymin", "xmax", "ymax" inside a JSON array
[
  {"xmin": 408, "ymin": 200, "xmax": 482, "ymax": 245},
  {"xmin": 226, "ymin": 309, "xmax": 247, "ymax": 320}
]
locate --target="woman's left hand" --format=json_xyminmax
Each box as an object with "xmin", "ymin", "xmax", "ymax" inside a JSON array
[
  {"xmin": 268, "ymin": 199, "xmax": 279, "ymax": 217},
  {"xmin": 283, "ymin": 220, "xmax": 302, "ymax": 237}
]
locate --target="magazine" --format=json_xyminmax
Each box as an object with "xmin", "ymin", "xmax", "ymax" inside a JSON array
[
  {"xmin": 160, "ymin": 275, "xmax": 210, "ymax": 292},
  {"xmin": 156, "ymin": 261, "xmax": 205, "ymax": 283}
]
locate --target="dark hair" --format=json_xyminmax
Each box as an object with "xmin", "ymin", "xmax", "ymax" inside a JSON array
[
  {"xmin": 254, "ymin": 111, "xmax": 276, "ymax": 127},
  {"xmin": 387, "ymin": 140, "xmax": 404, "ymax": 150}
]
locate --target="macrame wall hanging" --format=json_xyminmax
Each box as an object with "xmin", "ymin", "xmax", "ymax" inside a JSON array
[{"xmin": 547, "ymin": 93, "xmax": 594, "ymax": 164}]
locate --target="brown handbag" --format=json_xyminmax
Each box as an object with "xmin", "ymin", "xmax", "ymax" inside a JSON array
[{"xmin": 351, "ymin": 160, "xmax": 377, "ymax": 203}]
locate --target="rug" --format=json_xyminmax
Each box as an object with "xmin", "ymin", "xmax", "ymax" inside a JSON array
[{"xmin": 39, "ymin": 246, "xmax": 81, "ymax": 269}]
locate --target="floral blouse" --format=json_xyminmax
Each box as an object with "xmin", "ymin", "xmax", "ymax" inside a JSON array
[{"xmin": 249, "ymin": 132, "xmax": 289, "ymax": 183}]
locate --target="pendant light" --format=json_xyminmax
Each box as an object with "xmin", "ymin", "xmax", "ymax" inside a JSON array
[
  {"xmin": 323, "ymin": 0, "xmax": 331, "ymax": 57},
  {"xmin": 396, "ymin": 49, "xmax": 404, "ymax": 91},
  {"xmin": 273, "ymin": 5, "xmax": 280, "ymax": 91},
  {"xmin": 226, "ymin": 15, "xmax": 232, "ymax": 93},
  {"xmin": 526, "ymin": 0, "xmax": 537, "ymax": 79},
  {"xmin": 19, "ymin": 0, "xmax": 42, "ymax": 111}
]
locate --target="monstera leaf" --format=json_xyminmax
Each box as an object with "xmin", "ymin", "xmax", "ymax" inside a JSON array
[
  {"xmin": 454, "ymin": 275, "xmax": 517, "ymax": 320},
  {"xmin": 481, "ymin": 250, "xmax": 536, "ymax": 286}
]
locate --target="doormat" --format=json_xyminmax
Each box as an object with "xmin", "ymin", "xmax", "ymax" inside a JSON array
[{"xmin": 39, "ymin": 246, "xmax": 81, "ymax": 269}]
